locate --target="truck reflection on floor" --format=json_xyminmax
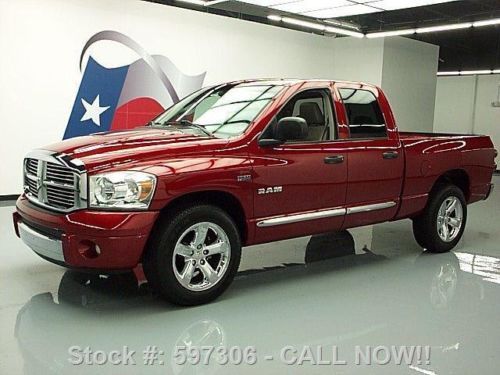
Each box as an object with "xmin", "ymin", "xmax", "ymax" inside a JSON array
[{"xmin": 15, "ymin": 229, "xmax": 497, "ymax": 375}]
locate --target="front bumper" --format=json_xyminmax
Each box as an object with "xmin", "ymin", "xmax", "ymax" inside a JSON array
[
  {"xmin": 13, "ymin": 196, "xmax": 159, "ymax": 270},
  {"xmin": 18, "ymin": 221, "xmax": 64, "ymax": 263}
]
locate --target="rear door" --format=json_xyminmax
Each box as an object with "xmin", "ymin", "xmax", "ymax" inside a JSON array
[
  {"xmin": 251, "ymin": 84, "xmax": 347, "ymax": 243},
  {"xmin": 333, "ymin": 83, "xmax": 404, "ymax": 228}
]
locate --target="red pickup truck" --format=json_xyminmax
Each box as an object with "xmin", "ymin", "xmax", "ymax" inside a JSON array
[{"xmin": 13, "ymin": 79, "xmax": 496, "ymax": 305}]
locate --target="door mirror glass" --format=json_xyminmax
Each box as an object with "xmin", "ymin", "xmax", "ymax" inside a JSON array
[{"xmin": 275, "ymin": 117, "xmax": 308, "ymax": 142}]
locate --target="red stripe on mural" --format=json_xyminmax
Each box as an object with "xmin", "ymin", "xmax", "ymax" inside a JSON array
[{"xmin": 110, "ymin": 98, "xmax": 165, "ymax": 131}]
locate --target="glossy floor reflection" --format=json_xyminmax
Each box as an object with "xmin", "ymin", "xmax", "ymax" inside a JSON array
[{"xmin": 1, "ymin": 177, "xmax": 499, "ymax": 374}]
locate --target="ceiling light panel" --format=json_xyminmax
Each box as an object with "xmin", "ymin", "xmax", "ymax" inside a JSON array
[
  {"xmin": 274, "ymin": 0, "xmax": 350, "ymax": 13},
  {"xmin": 237, "ymin": 0, "xmax": 461, "ymax": 18},
  {"xmin": 281, "ymin": 16, "xmax": 326, "ymax": 30},
  {"xmin": 366, "ymin": 28, "xmax": 416, "ymax": 38},
  {"xmin": 460, "ymin": 70, "xmax": 492, "ymax": 75},
  {"xmin": 473, "ymin": 18, "xmax": 500, "ymax": 27},
  {"xmin": 416, "ymin": 22, "xmax": 472, "ymax": 33}
]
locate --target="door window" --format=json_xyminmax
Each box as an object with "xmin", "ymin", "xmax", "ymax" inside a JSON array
[
  {"xmin": 264, "ymin": 89, "xmax": 335, "ymax": 142},
  {"xmin": 339, "ymin": 88, "xmax": 387, "ymax": 139}
]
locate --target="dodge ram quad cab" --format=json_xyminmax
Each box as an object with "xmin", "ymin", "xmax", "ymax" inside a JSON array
[{"xmin": 13, "ymin": 79, "xmax": 497, "ymax": 305}]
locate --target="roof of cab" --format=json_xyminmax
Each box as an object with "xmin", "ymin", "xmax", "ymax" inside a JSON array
[{"xmin": 232, "ymin": 78, "xmax": 378, "ymax": 89}]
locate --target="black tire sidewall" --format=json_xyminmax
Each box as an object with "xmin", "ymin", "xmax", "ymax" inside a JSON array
[
  {"xmin": 414, "ymin": 185, "xmax": 467, "ymax": 253},
  {"xmin": 146, "ymin": 205, "xmax": 241, "ymax": 306}
]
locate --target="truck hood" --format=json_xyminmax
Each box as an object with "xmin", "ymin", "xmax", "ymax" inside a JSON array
[{"xmin": 44, "ymin": 127, "xmax": 230, "ymax": 172}]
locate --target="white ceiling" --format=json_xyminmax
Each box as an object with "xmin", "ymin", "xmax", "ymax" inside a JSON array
[{"xmin": 236, "ymin": 0, "xmax": 460, "ymax": 19}]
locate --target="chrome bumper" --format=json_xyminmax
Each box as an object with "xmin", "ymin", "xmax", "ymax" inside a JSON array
[{"xmin": 18, "ymin": 222, "xmax": 64, "ymax": 262}]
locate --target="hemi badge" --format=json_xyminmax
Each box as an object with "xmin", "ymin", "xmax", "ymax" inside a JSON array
[{"xmin": 237, "ymin": 174, "xmax": 252, "ymax": 182}]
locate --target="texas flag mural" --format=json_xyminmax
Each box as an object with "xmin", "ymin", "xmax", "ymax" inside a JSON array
[{"xmin": 64, "ymin": 31, "xmax": 206, "ymax": 139}]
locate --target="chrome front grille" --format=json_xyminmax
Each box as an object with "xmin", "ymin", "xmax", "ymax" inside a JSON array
[
  {"xmin": 24, "ymin": 152, "xmax": 85, "ymax": 213},
  {"xmin": 46, "ymin": 162, "xmax": 75, "ymax": 185}
]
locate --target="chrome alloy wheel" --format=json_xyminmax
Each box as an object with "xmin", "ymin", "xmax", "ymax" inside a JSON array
[
  {"xmin": 172, "ymin": 222, "xmax": 231, "ymax": 291},
  {"xmin": 436, "ymin": 196, "xmax": 463, "ymax": 243}
]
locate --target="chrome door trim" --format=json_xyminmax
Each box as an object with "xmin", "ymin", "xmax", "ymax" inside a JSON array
[
  {"xmin": 256, "ymin": 201, "xmax": 397, "ymax": 227},
  {"xmin": 256, "ymin": 208, "xmax": 346, "ymax": 227},
  {"xmin": 346, "ymin": 201, "xmax": 397, "ymax": 215}
]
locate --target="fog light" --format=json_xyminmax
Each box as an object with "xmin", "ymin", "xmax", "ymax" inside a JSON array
[{"xmin": 78, "ymin": 241, "xmax": 101, "ymax": 259}]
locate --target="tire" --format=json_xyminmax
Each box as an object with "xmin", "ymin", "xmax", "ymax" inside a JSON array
[
  {"xmin": 412, "ymin": 184, "xmax": 467, "ymax": 253},
  {"xmin": 143, "ymin": 205, "xmax": 241, "ymax": 306}
]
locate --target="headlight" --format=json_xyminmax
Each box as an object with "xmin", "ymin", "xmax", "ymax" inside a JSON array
[{"xmin": 89, "ymin": 171, "xmax": 157, "ymax": 209}]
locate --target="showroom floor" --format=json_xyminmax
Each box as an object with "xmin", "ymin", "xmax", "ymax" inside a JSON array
[{"xmin": 0, "ymin": 177, "xmax": 499, "ymax": 374}]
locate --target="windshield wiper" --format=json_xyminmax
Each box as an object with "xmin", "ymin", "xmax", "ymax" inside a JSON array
[
  {"xmin": 163, "ymin": 120, "xmax": 214, "ymax": 137},
  {"xmin": 146, "ymin": 121, "xmax": 164, "ymax": 127}
]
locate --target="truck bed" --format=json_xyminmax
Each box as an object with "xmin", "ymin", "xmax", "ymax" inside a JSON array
[{"xmin": 395, "ymin": 131, "xmax": 496, "ymax": 220}]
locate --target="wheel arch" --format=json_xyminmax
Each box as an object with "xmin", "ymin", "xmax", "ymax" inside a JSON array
[
  {"xmin": 431, "ymin": 169, "xmax": 471, "ymax": 202},
  {"xmin": 156, "ymin": 190, "xmax": 248, "ymax": 244}
]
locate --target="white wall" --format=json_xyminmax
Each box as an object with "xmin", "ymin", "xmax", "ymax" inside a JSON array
[
  {"xmin": 434, "ymin": 74, "xmax": 500, "ymax": 150},
  {"xmin": 474, "ymin": 75, "xmax": 500, "ymax": 151},
  {"xmin": 0, "ymin": 0, "xmax": 440, "ymax": 195},
  {"xmin": 0, "ymin": 0, "xmax": 335, "ymax": 195},
  {"xmin": 381, "ymin": 37, "xmax": 439, "ymax": 132},
  {"xmin": 433, "ymin": 76, "xmax": 477, "ymax": 134},
  {"xmin": 330, "ymin": 37, "xmax": 385, "ymax": 85}
]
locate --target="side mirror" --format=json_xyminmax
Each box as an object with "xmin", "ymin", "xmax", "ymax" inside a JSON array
[
  {"xmin": 275, "ymin": 117, "xmax": 308, "ymax": 142},
  {"xmin": 257, "ymin": 117, "xmax": 308, "ymax": 147}
]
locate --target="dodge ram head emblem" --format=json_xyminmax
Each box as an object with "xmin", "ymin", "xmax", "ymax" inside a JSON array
[{"xmin": 257, "ymin": 186, "xmax": 283, "ymax": 195}]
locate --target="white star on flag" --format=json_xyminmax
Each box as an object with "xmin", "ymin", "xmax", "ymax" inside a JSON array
[{"xmin": 80, "ymin": 95, "xmax": 110, "ymax": 126}]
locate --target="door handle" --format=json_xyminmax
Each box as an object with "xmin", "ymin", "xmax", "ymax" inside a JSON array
[
  {"xmin": 382, "ymin": 151, "xmax": 399, "ymax": 159},
  {"xmin": 324, "ymin": 155, "xmax": 344, "ymax": 164}
]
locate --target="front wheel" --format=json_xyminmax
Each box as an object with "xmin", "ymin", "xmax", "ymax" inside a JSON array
[
  {"xmin": 144, "ymin": 205, "xmax": 241, "ymax": 306},
  {"xmin": 412, "ymin": 184, "xmax": 467, "ymax": 253}
]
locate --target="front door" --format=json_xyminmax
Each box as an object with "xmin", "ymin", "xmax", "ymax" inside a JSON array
[{"xmin": 251, "ymin": 87, "xmax": 347, "ymax": 244}]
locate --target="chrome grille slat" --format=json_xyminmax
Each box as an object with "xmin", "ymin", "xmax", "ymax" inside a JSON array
[
  {"xmin": 45, "ymin": 177, "xmax": 75, "ymax": 185},
  {"xmin": 24, "ymin": 155, "xmax": 82, "ymax": 212},
  {"xmin": 46, "ymin": 189, "xmax": 75, "ymax": 200},
  {"xmin": 46, "ymin": 197, "xmax": 74, "ymax": 208},
  {"xmin": 46, "ymin": 169, "xmax": 73, "ymax": 177},
  {"xmin": 46, "ymin": 188, "xmax": 74, "ymax": 197},
  {"xmin": 47, "ymin": 163, "xmax": 73, "ymax": 170},
  {"xmin": 45, "ymin": 176, "xmax": 74, "ymax": 185},
  {"xmin": 46, "ymin": 170, "xmax": 73, "ymax": 175},
  {"xmin": 47, "ymin": 163, "xmax": 71, "ymax": 170},
  {"xmin": 27, "ymin": 179, "xmax": 37, "ymax": 196},
  {"xmin": 46, "ymin": 195, "xmax": 74, "ymax": 204},
  {"xmin": 26, "ymin": 159, "xmax": 38, "ymax": 174},
  {"xmin": 46, "ymin": 174, "xmax": 74, "ymax": 181},
  {"xmin": 47, "ymin": 195, "xmax": 73, "ymax": 206}
]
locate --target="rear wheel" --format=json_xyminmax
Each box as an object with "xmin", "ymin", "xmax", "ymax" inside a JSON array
[
  {"xmin": 144, "ymin": 205, "xmax": 241, "ymax": 306},
  {"xmin": 412, "ymin": 184, "xmax": 467, "ymax": 253}
]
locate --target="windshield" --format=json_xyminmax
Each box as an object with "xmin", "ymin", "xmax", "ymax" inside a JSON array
[{"xmin": 153, "ymin": 83, "xmax": 284, "ymax": 139}]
